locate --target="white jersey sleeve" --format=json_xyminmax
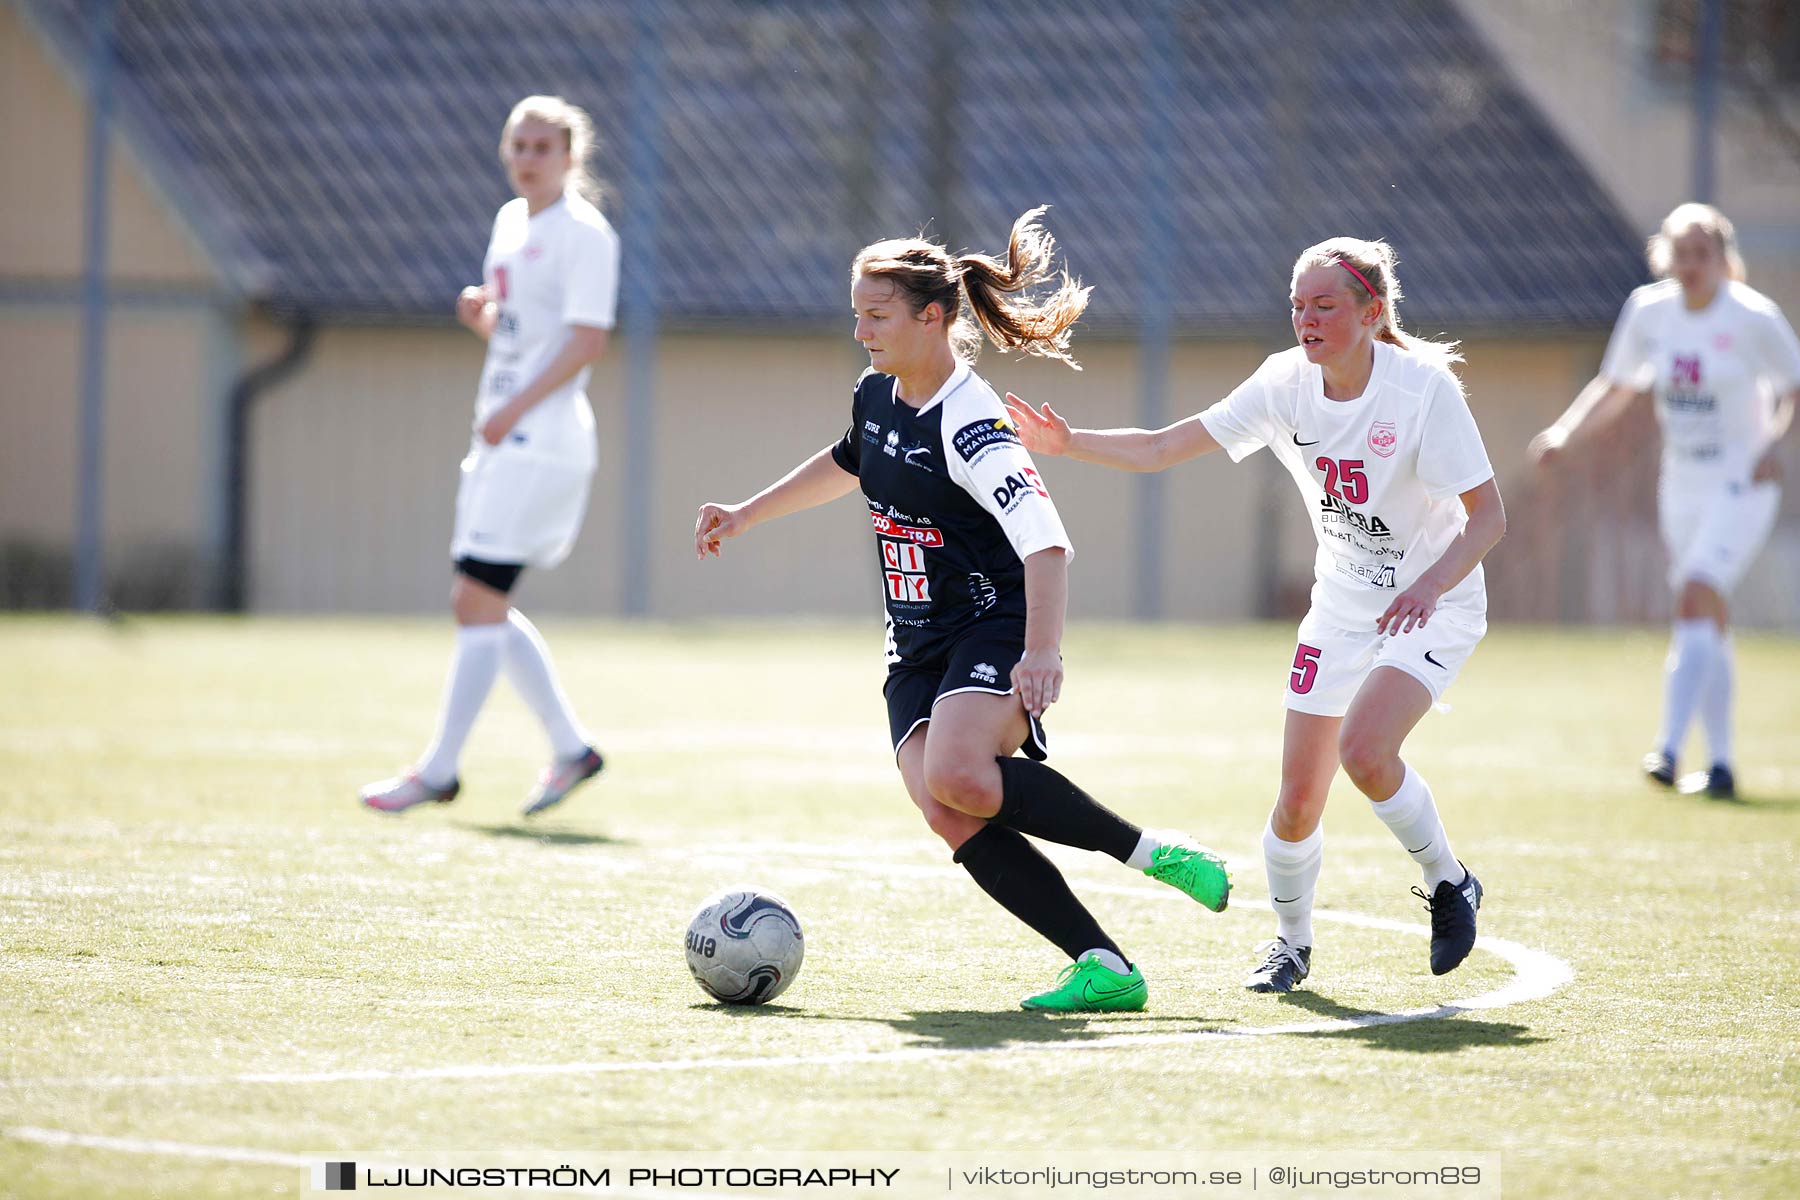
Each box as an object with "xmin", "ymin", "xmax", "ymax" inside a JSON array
[
  {"xmin": 1416, "ymin": 372, "xmax": 1495, "ymax": 500},
  {"xmin": 1748, "ymin": 299, "xmax": 1800, "ymax": 395},
  {"xmin": 561, "ymin": 213, "xmax": 621, "ymax": 330},
  {"xmin": 1599, "ymin": 287, "xmax": 1657, "ymax": 389},
  {"xmin": 944, "ymin": 388, "xmax": 1073, "ymax": 563},
  {"xmin": 1197, "ymin": 357, "xmax": 1282, "ymax": 462}
]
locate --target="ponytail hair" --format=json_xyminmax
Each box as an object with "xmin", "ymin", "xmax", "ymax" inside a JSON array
[
  {"xmin": 852, "ymin": 206, "xmax": 1093, "ymax": 369},
  {"xmin": 500, "ymin": 94, "xmax": 603, "ymax": 206},
  {"xmin": 1647, "ymin": 202, "xmax": 1747, "ymax": 283},
  {"xmin": 1292, "ymin": 236, "xmax": 1463, "ymax": 369}
]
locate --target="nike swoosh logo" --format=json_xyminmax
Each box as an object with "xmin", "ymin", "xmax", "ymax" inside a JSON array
[
  {"xmin": 1407, "ymin": 841, "xmax": 1433, "ymax": 854},
  {"xmin": 1292, "ymin": 434, "xmax": 1319, "ymax": 446},
  {"xmin": 1272, "ymin": 895, "xmax": 1300, "ymax": 904},
  {"xmin": 1423, "ymin": 651, "xmax": 1446, "ymax": 669},
  {"xmin": 1083, "ymin": 979, "xmax": 1144, "ymax": 1002}
]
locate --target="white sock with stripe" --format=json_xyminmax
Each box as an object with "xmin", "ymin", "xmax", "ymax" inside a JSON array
[
  {"xmin": 1699, "ymin": 632, "xmax": 1734, "ymax": 768},
  {"xmin": 1657, "ymin": 618, "xmax": 1721, "ymax": 759},
  {"xmin": 416, "ymin": 623, "xmax": 507, "ymax": 788},
  {"xmin": 502, "ymin": 609, "xmax": 590, "ymax": 760},
  {"xmin": 1262, "ymin": 818, "xmax": 1323, "ymax": 949},
  {"xmin": 1370, "ymin": 763, "xmax": 1461, "ymax": 888}
]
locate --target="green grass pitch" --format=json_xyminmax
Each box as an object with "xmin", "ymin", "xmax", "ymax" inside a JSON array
[{"xmin": 1, "ymin": 616, "xmax": 1797, "ymax": 1198}]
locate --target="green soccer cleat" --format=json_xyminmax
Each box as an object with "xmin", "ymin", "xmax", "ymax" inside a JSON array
[
  {"xmin": 1145, "ymin": 838, "xmax": 1232, "ymax": 912},
  {"xmin": 1020, "ymin": 953, "xmax": 1148, "ymax": 1013}
]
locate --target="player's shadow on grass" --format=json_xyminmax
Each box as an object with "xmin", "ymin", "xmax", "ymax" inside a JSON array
[
  {"xmin": 1274, "ymin": 990, "xmax": 1547, "ymax": 1053},
  {"xmin": 457, "ymin": 821, "xmax": 631, "ymax": 848},
  {"xmin": 722, "ymin": 1007, "xmax": 1218, "ymax": 1051}
]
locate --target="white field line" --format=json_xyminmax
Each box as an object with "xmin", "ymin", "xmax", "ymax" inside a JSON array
[{"xmin": 6, "ymin": 863, "xmax": 1572, "ymax": 1090}]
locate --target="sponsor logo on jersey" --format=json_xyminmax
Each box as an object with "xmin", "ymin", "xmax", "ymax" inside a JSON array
[
  {"xmin": 1672, "ymin": 354, "xmax": 1702, "ymax": 387},
  {"xmin": 881, "ymin": 538, "xmax": 931, "ymax": 603},
  {"xmin": 970, "ymin": 662, "xmax": 999, "ymax": 685},
  {"xmin": 902, "ymin": 444, "xmax": 935, "ymax": 473},
  {"xmin": 967, "ymin": 572, "xmax": 998, "ymax": 610},
  {"xmin": 1319, "ymin": 494, "xmax": 1392, "ymax": 539},
  {"xmin": 992, "ymin": 467, "xmax": 1049, "ymax": 513},
  {"xmin": 952, "ymin": 417, "xmax": 1022, "ymax": 462},
  {"xmin": 1713, "ymin": 333, "xmax": 1734, "ymax": 352},
  {"xmin": 869, "ymin": 512, "xmax": 944, "ymax": 546},
  {"xmin": 1334, "ymin": 559, "xmax": 1398, "ymax": 589},
  {"xmin": 884, "ymin": 429, "xmax": 901, "ymax": 457},
  {"xmin": 1368, "ymin": 421, "xmax": 1398, "ymax": 458},
  {"xmin": 862, "ymin": 419, "xmax": 882, "ymax": 445},
  {"xmin": 1292, "ymin": 433, "xmax": 1320, "ymax": 447}
]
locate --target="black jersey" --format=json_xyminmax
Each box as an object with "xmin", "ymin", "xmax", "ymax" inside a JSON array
[{"xmin": 830, "ymin": 362, "xmax": 1072, "ymax": 665}]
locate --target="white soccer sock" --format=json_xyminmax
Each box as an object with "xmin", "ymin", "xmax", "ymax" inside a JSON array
[
  {"xmin": 1657, "ymin": 618, "xmax": 1721, "ymax": 759},
  {"xmin": 1124, "ymin": 829, "xmax": 1165, "ymax": 871},
  {"xmin": 416, "ymin": 623, "xmax": 507, "ymax": 787},
  {"xmin": 1262, "ymin": 819, "xmax": 1323, "ymax": 949},
  {"xmin": 502, "ymin": 609, "xmax": 591, "ymax": 760},
  {"xmin": 1700, "ymin": 632, "xmax": 1734, "ymax": 768},
  {"xmin": 1370, "ymin": 763, "xmax": 1461, "ymax": 888},
  {"xmin": 1082, "ymin": 948, "xmax": 1132, "ymax": 976}
]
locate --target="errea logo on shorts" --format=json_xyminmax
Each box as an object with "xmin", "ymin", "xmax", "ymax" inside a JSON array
[{"xmin": 970, "ymin": 663, "xmax": 999, "ymax": 684}]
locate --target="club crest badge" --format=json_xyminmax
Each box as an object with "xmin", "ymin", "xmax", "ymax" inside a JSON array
[{"xmin": 1368, "ymin": 420, "xmax": 1398, "ymax": 458}]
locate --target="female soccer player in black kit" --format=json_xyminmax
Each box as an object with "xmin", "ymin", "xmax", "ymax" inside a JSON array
[{"xmin": 694, "ymin": 208, "xmax": 1230, "ymax": 1011}]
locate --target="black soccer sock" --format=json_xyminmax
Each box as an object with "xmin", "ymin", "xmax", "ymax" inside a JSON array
[
  {"xmin": 992, "ymin": 757, "xmax": 1141, "ymax": 863},
  {"xmin": 953, "ymin": 825, "xmax": 1125, "ymax": 962}
]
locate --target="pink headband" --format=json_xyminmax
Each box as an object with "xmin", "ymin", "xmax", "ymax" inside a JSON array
[{"xmin": 1338, "ymin": 260, "xmax": 1378, "ymax": 298}]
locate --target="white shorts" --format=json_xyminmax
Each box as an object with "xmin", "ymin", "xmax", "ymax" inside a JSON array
[
  {"xmin": 1284, "ymin": 604, "xmax": 1487, "ymax": 718},
  {"xmin": 449, "ymin": 447, "xmax": 594, "ymax": 569},
  {"xmin": 1658, "ymin": 479, "xmax": 1779, "ymax": 594}
]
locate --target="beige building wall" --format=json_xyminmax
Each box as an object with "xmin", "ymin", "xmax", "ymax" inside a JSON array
[
  {"xmin": 1, "ymin": 3, "xmax": 232, "ymax": 605},
  {"xmin": 247, "ymin": 329, "xmax": 1676, "ymax": 625},
  {"xmin": 1458, "ymin": 0, "xmax": 1800, "ymax": 314}
]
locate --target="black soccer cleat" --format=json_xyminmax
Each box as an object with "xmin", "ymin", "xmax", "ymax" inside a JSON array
[
  {"xmin": 1414, "ymin": 865, "xmax": 1482, "ymax": 976},
  {"xmin": 1676, "ymin": 764, "xmax": 1735, "ymax": 800},
  {"xmin": 1243, "ymin": 937, "xmax": 1311, "ymax": 993},
  {"xmin": 1642, "ymin": 750, "xmax": 1676, "ymax": 787}
]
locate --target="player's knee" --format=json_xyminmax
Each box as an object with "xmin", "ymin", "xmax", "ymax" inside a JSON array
[
  {"xmin": 1268, "ymin": 801, "xmax": 1320, "ymax": 843},
  {"xmin": 1337, "ymin": 729, "xmax": 1394, "ymax": 791},
  {"xmin": 920, "ymin": 800, "xmax": 984, "ymax": 849},
  {"xmin": 924, "ymin": 758, "xmax": 1001, "ymax": 818}
]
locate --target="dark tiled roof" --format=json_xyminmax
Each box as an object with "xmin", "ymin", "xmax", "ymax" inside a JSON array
[{"xmin": 22, "ymin": 0, "xmax": 1646, "ymax": 328}]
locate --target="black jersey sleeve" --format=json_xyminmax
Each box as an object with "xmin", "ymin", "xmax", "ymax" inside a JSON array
[{"xmin": 829, "ymin": 371, "xmax": 875, "ymax": 476}]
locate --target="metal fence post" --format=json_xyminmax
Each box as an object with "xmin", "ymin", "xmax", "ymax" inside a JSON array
[{"xmin": 74, "ymin": 0, "xmax": 119, "ymax": 613}]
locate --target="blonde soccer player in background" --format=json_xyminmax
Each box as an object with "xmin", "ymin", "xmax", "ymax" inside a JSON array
[
  {"xmin": 362, "ymin": 96, "xmax": 618, "ymax": 818},
  {"xmin": 1531, "ymin": 203, "xmax": 1800, "ymax": 800}
]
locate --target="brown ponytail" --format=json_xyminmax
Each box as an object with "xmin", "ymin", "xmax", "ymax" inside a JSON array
[{"xmin": 852, "ymin": 206, "xmax": 1092, "ymax": 370}]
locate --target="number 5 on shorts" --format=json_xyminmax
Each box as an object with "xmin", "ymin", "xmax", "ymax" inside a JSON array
[{"xmin": 1290, "ymin": 643, "xmax": 1322, "ymax": 694}]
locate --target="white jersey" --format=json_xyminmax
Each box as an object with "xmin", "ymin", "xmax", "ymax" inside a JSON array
[
  {"xmin": 1600, "ymin": 279, "xmax": 1800, "ymax": 488},
  {"xmin": 1200, "ymin": 341, "xmax": 1495, "ymax": 627},
  {"xmin": 475, "ymin": 192, "xmax": 621, "ymax": 469}
]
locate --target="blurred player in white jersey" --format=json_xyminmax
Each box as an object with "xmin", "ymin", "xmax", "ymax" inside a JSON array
[
  {"xmin": 695, "ymin": 210, "xmax": 1231, "ymax": 1013},
  {"xmin": 1531, "ymin": 204, "xmax": 1800, "ymax": 800},
  {"xmin": 1008, "ymin": 238, "xmax": 1506, "ymax": 993},
  {"xmin": 362, "ymin": 96, "xmax": 620, "ymax": 817}
]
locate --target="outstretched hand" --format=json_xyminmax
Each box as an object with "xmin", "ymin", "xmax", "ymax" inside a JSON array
[
  {"xmin": 694, "ymin": 502, "xmax": 751, "ymax": 560},
  {"xmin": 1003, "ymin": 392, "xmax": 1073, "ymax": 457}
]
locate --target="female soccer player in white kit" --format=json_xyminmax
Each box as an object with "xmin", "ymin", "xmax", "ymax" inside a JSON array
[
  {"xmin": 1531, "ymin": 204, "xmax": 1800, "ymax": 800},
  {"xmin": 361, "ymin": 96, "xmax": 620, "ymax": 817},
  {"xmin": 1007, "ymin": 238, "xmax": 1506, "ymax": 993}
]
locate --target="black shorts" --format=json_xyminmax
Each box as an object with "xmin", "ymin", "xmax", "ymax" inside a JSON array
[
  {"xmin": 455, "ymin": 555, "xmax": 524, "ymax": 594},
  {"xmin": 883, "ymin": 618, "xmax": 1049, "ymax": 761}
]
